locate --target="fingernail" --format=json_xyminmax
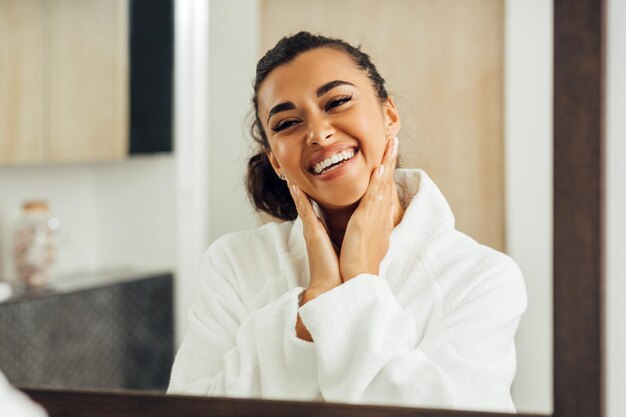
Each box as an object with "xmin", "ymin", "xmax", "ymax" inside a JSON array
[
  {"xmin": 377, "ymin": 164, "xmax": 385, "ymax": 178},
  {"xmin": 291, "ymin": 183, "xmax": 299, "ymax": 196},
  {"xmin": 391, "ymin": 136, "xmax": 399, "ymax": 159}
]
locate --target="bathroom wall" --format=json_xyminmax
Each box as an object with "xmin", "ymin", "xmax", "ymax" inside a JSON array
[
  {"xmin": 606, "ymin": 0, "xmax": 625, "ymax": 415},
  {"xmin": 91, "ymin": 156, "xmax": 177, "ymax": 273},
  {"xmin": 505, "ymin": 0, "xmax": 553, "ymax": 413},
  {"xmin": 172, "ymin": 0, "xmax": 261, "ymax": 345},
  {"xmin": 207, "ymin": 0, "xmax": 260, "ymax": 244},
  {"xmin": 0, "ymin": 164, "xmax": 99, "ymax": 281},
  {"xmin": 0, "ymin": 155, "xmax": 177, "ymax": 284}
]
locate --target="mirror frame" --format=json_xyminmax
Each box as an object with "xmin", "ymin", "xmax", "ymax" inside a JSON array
[{"xmin": 21, "ymin": 0, "xmax": 606, "ymax": 416}]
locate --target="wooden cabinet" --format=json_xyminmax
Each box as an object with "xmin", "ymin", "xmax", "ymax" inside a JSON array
[
  {"xmin": 0, "ymin": 0, "xmax": 46, "ymax": 164},
  {"xmin": 49, "ymin": 0, "xmax": 129, "ymax": 162},
  {"xmin": 0, "ymin": 0, "xmax": 129, "ymax": 165}
]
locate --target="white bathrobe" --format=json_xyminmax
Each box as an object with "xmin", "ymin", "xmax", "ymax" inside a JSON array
[
  {"xmin": 0, "ymin": 371, "xmax": 47, "ymax": 417},
  {"xmin": 168, "ymin": 169, "xmax": 527, "ymax": 413}
]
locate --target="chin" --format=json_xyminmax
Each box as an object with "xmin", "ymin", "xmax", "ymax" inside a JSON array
[{"xmin": 315, "ymin": 177, "xmax": 369, "ymax": 210}]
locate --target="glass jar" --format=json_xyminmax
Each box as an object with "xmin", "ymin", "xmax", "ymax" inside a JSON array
[{"xmin": 13, "ymin": 200, "xmax": 60, "ymax": 288}]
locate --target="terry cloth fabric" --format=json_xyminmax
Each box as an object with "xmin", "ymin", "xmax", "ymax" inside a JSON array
[
  {"xmin": 0, "ymin": 371, "xmax": 47, "ymax": 417},
  {"xmin": 168, "ymin": 169, "xmax": 527, "ymax": 413}
]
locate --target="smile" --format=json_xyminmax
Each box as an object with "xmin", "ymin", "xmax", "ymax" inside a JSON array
[{"xmin": 310, "ymin": 147, "xmax": 358, "ymax": 175}]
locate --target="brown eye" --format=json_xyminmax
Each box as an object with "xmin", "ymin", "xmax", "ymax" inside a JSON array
[{"xmin": 325, "ymin": 94, "xmax": 352, "ymax": 111}]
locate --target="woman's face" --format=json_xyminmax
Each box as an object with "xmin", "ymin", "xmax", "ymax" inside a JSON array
[{"xmin": 257, "ymin": 47, "xmax": 400, "ymax": 211}]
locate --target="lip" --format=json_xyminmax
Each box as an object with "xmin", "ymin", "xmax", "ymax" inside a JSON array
[
  {"xmin": 307, "ymin": 146, "xmax": 360, "ymax": 181},
  {"xmin": 306, "ymin": 144, "xmax": 359, "ymax": 172}
]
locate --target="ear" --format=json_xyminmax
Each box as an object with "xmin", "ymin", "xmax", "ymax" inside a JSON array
[
  {"xmin": 382, "ymin": 97, "xmax": 401, "ymax": 137},
  {"xmin": 264, "ymin": 147, "xmax": 282, "ymax": 174}
]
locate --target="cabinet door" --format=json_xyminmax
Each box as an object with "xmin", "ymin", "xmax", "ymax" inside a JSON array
[
  {"xmin": 0, "ymin": 0, "xmax": 46, "ymax": 165},
  {"xmin": 49, "ymin": 0, "xmax": 128, "ymax": 162}
]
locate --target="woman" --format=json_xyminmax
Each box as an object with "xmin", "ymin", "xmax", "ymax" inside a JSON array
[{"xmin": 168, "ymin": 32, "xmax": 527, "ymax": 413}]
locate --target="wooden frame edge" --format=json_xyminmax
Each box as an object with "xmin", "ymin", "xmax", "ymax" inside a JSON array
[
  {"xmin": 553, "ymin": 0, "xmax": 605, "ymax": 416},
  {"xmin": 23, "ymin": 388, "xmax": 546, "ymax": 417}
]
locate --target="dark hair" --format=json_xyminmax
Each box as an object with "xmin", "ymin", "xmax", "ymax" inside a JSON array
[{"xmin": 246, "ymin": 31, "xmax": 389, "ymax": 221}]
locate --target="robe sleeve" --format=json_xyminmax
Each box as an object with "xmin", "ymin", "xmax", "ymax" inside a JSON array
[
  {"xmin": 0, "ymin": 371, "xmax": 48, "ymax": 417},
  {"xmin": 297, "ymin": 257, "xmax": 527, "ymax": 412},
  {"xmin": 167, "ymin": 244, "xmax": 319, "ymax": 400}
]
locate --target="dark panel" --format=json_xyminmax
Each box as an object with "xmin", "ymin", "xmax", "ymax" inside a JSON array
[
  {"xmin": 129, "ymin": 0, "xmax": 174, "ymax": 154},
  {"xmin": 0, "ymin": 274, "xmax": 174, "ymax": 391},
  {"xmin": 553, "ymin": 1, "xmax": 605, "ymax": 417}
]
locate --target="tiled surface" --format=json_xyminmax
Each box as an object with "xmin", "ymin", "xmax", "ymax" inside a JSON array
[{"xmin": 0, "ymin": 273, "xmax": 173, "ymax": 391}]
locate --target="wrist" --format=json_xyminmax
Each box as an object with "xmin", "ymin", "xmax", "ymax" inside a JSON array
[
  {"xmin": 300, "ymin": 288, "xmax": 321, "ymax": 306},
  {"xmin": 341, "ymin": 265, "xmax": 378, "ymax": 281},
  {"xmin": 301, "ymin": 283, "xmax": 336, "ymax": 306}
]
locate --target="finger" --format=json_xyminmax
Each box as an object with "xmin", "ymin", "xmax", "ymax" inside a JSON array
[
  {"xmin": 358, "ymin": 165, "xmax": 385, "ymax": 205},
  {"xmin": 286, "ymin": 180, "xmax": 320, "ymax": 225},
  {"xmin": 285, "ymin": 179, "xmax": 307, "ymax": 214},
  {"xmin": 380, "ymin": 136, "xmax": 398, "ymax": 173},
  {"xmin": 374, "ymin": 136, "xmax": 397, "ymax": 192},
  {"xmin": 374, "ymin": 135, "xmax": 394, "ymax": 176},
  {"xmin": 387, "ymin": 135, "xmax": 399, "ymax": 163},
  {"xmin": 382, "ymin": 136, "xmax": 399, "ymax": 189},
  {"xmin": 357, "ymin": 138, "xmax": 390, "ymax": 204}
]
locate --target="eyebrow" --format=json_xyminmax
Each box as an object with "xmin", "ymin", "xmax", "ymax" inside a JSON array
[
  {"xmin": 267, "ymin": 102, "xmax": 296, "ymax": 124},
  {"xmin": 316, "ymin": 79, "xmax": 355, "ymax": 97},
  {"xmin": 266, "ymin": 80, "xmax": 356, "ymax": 124}
]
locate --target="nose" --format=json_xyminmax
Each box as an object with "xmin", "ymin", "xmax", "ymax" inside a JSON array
[{"xmin": 305, "ymin": 116, "xmax": 335, "ymax": 146}]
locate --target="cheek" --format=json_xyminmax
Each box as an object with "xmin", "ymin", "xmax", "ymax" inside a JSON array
[
  {"xmin": 272, "ymin": 142, "xmax": 311, "ymax": 184},
  {"xmin": 343, "ymin": 109, "xmax": 388, "ymax": 163},
  {"xmin": 355, "ymin": 126, "xmax": 388, "ymax": 166}
]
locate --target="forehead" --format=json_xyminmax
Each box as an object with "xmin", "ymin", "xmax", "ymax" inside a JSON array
[{"xmin": 257, "ymin": 47, "xmax": 370, "ymax": 114}]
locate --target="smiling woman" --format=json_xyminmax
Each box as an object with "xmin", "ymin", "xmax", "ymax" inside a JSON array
[
  {"xmin": 167, "ymin": 32, "xmax": 527, "ymax": 413},
  {"xmin": 261, "ymin": 50, "xmax": 399, "ymax": 213}
]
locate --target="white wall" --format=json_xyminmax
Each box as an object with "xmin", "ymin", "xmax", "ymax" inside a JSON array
[
  {"xmin": 504, "ymin": 0, "xmax": 553, "ymax": 413},
  {"xmin": 208, "ymin": 0, "xmax": 260, "ymax": 243},
  {"xmin": 172, "ymin": 0, "xmax": 260, "ymax": 346},
  {"xmin": 92, "ymin": 156, "xmax": 177, "ymax": 273},
  {"xmin": 0, "ymin": 164, "xmax": 99, "ymax": 280},
  {"xmin": 606, "ymin": 1, "xmax": 625, "ymax": 416},
  {"xmin": 173, "ymin": 0, "xmax": 210, "ymax": 346},
  {"xmin": 0, "ymin": 155, "xmax": 177, "ymax": 284}
]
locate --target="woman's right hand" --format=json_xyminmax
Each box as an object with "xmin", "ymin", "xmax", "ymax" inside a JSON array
[
  {"xmin": 287, "ymin": 180, "xmax": 342, "ymax": 294},
  {"xmin": 287, "ymin": 180, "xmax": 341, "ymax": 341}
]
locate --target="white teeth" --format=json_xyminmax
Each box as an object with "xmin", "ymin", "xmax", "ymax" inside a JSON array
[{"xmin": 312, "ymin": 148, "xmax": 356, "ymax": 175}]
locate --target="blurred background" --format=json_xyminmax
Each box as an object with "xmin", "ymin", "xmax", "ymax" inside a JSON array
[{"xmin": 0, "ymin": 0, "xmax": 624, "ymax": 416}]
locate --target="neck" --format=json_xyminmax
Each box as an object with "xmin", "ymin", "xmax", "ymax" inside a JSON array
[
  {"xmin": 320, "ymin": 185, "xmax": 405, "ymax": 251},
  {"xmin": 322, "ymin": 203, "xmax": 358, "ymax": 250}
]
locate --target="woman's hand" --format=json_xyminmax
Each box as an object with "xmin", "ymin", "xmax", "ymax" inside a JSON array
[
  {"xmin": 340, "ymin": 136, "xmax": 400, "ymax": 281},
  {"xmin": 287, "ymin": 178, "xmax": 342, "ymax": 341},
  {"xmin": 287, "ymin": 180, "xmax": 342, "ymax": 293}
]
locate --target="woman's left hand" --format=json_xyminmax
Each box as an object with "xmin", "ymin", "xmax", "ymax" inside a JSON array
[{"xmin": 340, "ymin": 136, "xmax": 400, "ymax": 281}]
